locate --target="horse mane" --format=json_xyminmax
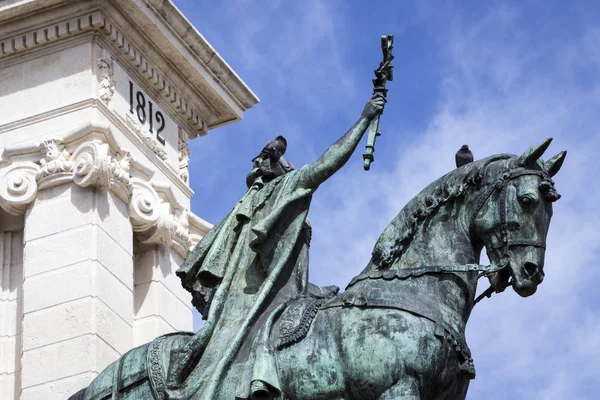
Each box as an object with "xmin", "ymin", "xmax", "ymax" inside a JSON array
[{"xmin": 370, "ymin": 154, "xmax": 515, "ymax": 269}]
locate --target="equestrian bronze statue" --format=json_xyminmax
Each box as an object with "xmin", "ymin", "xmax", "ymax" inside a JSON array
[
  {"xmin": 70, "ymin": 130, "xmax": 566, "ymax": 400},
  {"xmin": 69, "ymin": 36, "xmax": 567, "ymax": 400}
]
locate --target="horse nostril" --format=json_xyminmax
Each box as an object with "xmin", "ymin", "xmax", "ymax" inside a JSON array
[{"xmin": 523, "ymin": 262, "xmax": 538, "ymax": 278}]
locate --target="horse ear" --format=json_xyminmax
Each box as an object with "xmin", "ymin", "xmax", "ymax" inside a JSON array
[
  {"xmin": 545, "ymin": 150, "xmax": 567, "ymax": 177},
  {"xmin": 518, "ymin": 138, "xmax": 553, "ymax": 167}
]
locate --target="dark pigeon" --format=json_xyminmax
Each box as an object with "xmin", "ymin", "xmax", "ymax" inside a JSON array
[
  {"xmin": 253, "ymin": 136, "xmax": 287, "ymax": 164},
  {"xmin": 455, "ymin": 144, "xmax": 473, "ymax": 168}
]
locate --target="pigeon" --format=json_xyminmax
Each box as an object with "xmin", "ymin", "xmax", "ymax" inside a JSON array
[
  {"xmin": 455, "ymin": 144, "xmax": 474, "ymax": 168},
  {"xmin": 252, "ymin": 136, "xmax": 287, "ymax": 164}
]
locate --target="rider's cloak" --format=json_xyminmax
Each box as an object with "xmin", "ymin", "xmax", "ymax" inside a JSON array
[{"xmin": 175, "ymin": 166, "xmax": 315, "ymax": 399}]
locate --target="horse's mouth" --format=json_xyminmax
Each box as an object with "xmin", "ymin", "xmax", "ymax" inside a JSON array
[
  {"xmin": 489, "ymin": 267, "xmax": 512, "ymax": 293},
  {"xmin": 511, "ymin": 262, "xmax": 544, "ymax": 297}
]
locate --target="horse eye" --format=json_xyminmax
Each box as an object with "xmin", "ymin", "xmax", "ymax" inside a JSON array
[{"xmin": 519, "ymin": 196, "xmax": 534, "ymax": 207}]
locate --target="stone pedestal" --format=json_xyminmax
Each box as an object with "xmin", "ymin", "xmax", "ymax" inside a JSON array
[{"xmin": 0, "ymin": 1, "xmax": 257, "ymax": 398}]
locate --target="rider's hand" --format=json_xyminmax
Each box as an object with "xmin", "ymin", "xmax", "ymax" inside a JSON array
[{"xmin": 361, "ymin": 94, "xmax": 386, "ymax": 121}]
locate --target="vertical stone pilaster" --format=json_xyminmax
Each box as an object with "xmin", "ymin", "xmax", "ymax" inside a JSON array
[
  {"xmin": 0, "ymin": 227, "xmax": 24, "ymax": 400},
  {"xmin": 133, "ymin": 246, "xmax": 193, "ymax": 346},
  {"xmin": 19, "ymin": 183, "xmax": 134, "ymax": 400}
]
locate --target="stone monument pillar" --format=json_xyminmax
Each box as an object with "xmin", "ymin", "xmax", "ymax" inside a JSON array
[{"xmin": 0, "ymin": 1, "xmax": 258, "ymax": 398}]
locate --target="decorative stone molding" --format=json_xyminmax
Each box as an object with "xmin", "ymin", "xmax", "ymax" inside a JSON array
[
  {"xmin": 0, "ymin": 8, "xmax": 205, "ymax": 133},
  {"xmin": 129, "ymin": 178, "xmax": 163, "ymax": 233},
  {"xmin": 71, "ymin": 141, "xmax": 112, "ymax": 189},
  {"xmin": 178, "ymin": 127, "xmax": 190, "ymax": 184},
  {"xmin": 99, "ymin": 16, "xmax": 205, "ymax": 134},
  {"xmin": 129, "ymin": 177, "xmax": 192, "ymax": 255},
  {"xmin": 97, "ymin": 58, "xmax": 116, "ymax": 105},
  {"xmin": 126, "ymin": 114, "xmax": 168, "ymax": 161},
  {"xmin": 71, "ymin": 141, "xmax": 132, "ymax": 203},
  {"xmin": 0, "ymin": 122, "xmax": 208, "ymax": 257},
  {"xmin": 172, "ymin": 208, "xmax": 192, "ymax": 256},
  {"xmin": 143, "ymin": 0, "xmax": 259, "ymax": 111},
  {"xmin": 36, "ymin": 140, "xmax": 73, "ymax": 190},
  {"xmin": 0, "ymin": 162, "xmax": 40, "ymax": 216},
  {"xmin": 111, "ymin": 151, "xmax": 132, "ymax": 192},
  {"xmin": 0, "ymin": 2, "xmax": 259, "ymax": 136},
  {"xmin": 0, "ymin": 11, "xmax": 103, "ymax": 56}
]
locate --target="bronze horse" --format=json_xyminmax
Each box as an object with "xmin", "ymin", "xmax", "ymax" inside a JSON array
[
  {"xmin": 71, "ymin": 139, "xmax": 565, "ymax": 400},
  {"xmin": 274, "ymin": 138, "xmax": 565, "ymax": 399}
]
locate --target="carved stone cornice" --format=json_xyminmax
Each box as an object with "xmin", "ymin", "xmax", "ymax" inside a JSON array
[
  {"xmin": 141, "ymin": 0, "xmax": 260, "ymax": 111},
  {"xmin": 0, "ymin": 122, "xmax": 208, "ymax": 257},
  {"xmin": 0, "ymin": 1, "xmax": 259, "ymax": 137},
  {"xmin": 0, "ymin": 9, "xmax": 206, "ymax": 136}
]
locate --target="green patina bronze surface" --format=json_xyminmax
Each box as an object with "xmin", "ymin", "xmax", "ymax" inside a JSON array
[
  {"xmin": 70, "ymin": 131, "xmax": 566, "ymax": 400},
  {"xmin": 69, "ymin": 42, "xmax": 567, "ymax": 400}
]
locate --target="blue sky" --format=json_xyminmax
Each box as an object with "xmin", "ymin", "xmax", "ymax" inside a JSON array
[{"xmin": 173, "ymin": 1, "xmax": 600, "ymax": 398}]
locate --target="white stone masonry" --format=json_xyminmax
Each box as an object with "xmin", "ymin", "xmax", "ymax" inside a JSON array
[{"xmin": 0, "ymin": 1, "xmax": 257, "ymax": 398}]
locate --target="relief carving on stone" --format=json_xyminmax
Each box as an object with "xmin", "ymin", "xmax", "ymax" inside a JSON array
[
  {"xmin": 126, "ymin": 114, "xmax": 168, "ymax": 161},
  {"xmin": 0, "ymin": 130, "xmax": 194, "ymax": 257},
  {"xmin": 97, "ymin": 58, "xmax": 116, "ymax": 105},
  {"xmin": 0, "ymin": 163, "xmax": 39, "ymax": 216},
  {"xmin": 71, "ymin": 141, "xmax": 132, "ymax": 203},
  {"xmin": 36, "ymin": 140, "xmax": 73, "ymax": 189},
  {"xmin": 172, "ymin": 207, "xmax": 192, "ymax": 255},
  {"xmin": 129, "ymin": 176, "xmax": 191, "ymax": 252},
  {"xmin": 129, "ymin": 178, "xmax": 164, "ymax": 233},
  {"xmin": 178, "ymin": 127, "xmax": 190, "ymax": 184}
]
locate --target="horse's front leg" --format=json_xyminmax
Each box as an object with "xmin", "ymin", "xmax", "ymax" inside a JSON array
[{"xmin": 379, "ymin": 378, "xmax": 420, "ymax": 400}]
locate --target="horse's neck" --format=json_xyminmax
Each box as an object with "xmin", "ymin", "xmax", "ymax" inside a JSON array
[
  {"xmin": 400, "ymin": 202, "xmax": 478, "ymax": 268},
  {"xmin": 394, "ymin": 202, "xmax": 480, "ymax": 334}
]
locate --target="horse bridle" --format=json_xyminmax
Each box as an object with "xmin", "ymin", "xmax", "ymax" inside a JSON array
[
  {"xmin": 471, "ymin": 168, "xmax": 548, "ymax": 257},
  {"xmin": 345, "ymin": 166, "xmax": 552, "ymax": 305},
  {"xmin": 469, "ymin": 167, "xmax": 549, "ymax": 293}
]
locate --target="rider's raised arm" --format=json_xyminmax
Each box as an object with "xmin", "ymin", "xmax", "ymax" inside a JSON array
[{"xmin": 298, "ymin": 95, "xmax": 385, "ymax": 190}]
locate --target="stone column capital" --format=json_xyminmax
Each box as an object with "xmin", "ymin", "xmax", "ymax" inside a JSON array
[{"xmin": 0, "ymin": 131, "xmax": 202, "ymax": 258}]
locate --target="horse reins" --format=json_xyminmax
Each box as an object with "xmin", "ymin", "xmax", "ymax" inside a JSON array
[
  {"xmin": 346, "ymin": 167, "xmax": 550, "ymax": 306},
  {"xmin": 323, "ymin": 166, "xmax": 553, "ymax": 380}
]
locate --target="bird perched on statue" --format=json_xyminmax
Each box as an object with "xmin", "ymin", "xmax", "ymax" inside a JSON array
[
  {"xmin": 455, "ymin": 144, "xmax": 474, "ymax": 168},
  {"xmin": 253, "ymin": 136, "xmax": 287, "ymax": 164}
]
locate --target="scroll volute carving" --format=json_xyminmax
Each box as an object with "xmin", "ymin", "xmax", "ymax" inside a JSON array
[
  {"xmin": 129, "ymin": 178, "xmax": 163, "ymax": 233},
  {"xmin": 0, "ymin": 163, "xmax": 40, "ymax": 215},
  {"xmin": 71, "ymin": 141, "xmax": 112, "ymax": 189}
]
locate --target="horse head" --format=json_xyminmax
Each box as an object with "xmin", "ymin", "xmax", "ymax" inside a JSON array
[{"xmin": 472, "ymin": 138, "xmax": 566, "ymax": 297}]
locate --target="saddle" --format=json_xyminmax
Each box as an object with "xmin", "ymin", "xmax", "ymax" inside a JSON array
[
  {"xmin": 275, "ymin": 284, "xmax": 339, "ymax": 349},
  {"xmin": 275, "ymin": 281, "xmax": 476, "ymax": 380},
  {"xmin": 75, "ymin": 332, "xmax": 193, "ymax": 400}
]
